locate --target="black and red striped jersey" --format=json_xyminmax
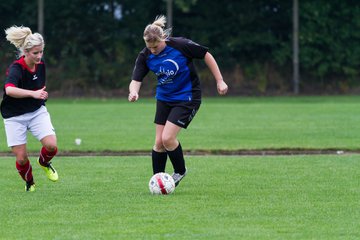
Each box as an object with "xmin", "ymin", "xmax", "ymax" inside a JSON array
[{"xmin": 1, "ymin": 56, "xmax": 46, "ymax": 118}]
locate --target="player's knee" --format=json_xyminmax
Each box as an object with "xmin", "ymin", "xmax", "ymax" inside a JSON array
[
  {"xmin": 161, "ymin": 136, "xmax": 176, "ymax": 150},
  {"xmin": 12, "ymin": 149, "xmax": 27, "ymax": 161},
  {"xmin": 153, "ymin": 143, "xmax": 165, "ymax": 152},
  {"xmin": 41, "ymin": 135, "xmax": 57, "ymax": 152}
]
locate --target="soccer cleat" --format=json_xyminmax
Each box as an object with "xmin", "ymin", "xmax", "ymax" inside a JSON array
[
  {"xmin": 25, "ymin": 182, "xmax": 35, "ymax": 192},
  {"xmin": 171, "ymin": 168, "xmax": 187, "ymax": 187},
  {"xmin": 38, "ymin": 159, "xmax": 59, "ymax": 182}
]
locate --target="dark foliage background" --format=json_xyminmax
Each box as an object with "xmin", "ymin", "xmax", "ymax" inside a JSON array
[{"xmin": 0, "ymin": 0, "xmax": 359, "ymax": 96}]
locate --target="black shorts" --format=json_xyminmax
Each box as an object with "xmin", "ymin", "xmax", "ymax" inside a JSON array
[{"xmin": 154, "ymin": 100, "xmax": 201, "ymax": 129}]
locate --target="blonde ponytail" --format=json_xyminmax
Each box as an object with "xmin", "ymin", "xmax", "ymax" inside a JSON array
[
  {"xmin": 143, "ymin": 15, "xmax": 172, "ymax": 43},
  {"xmin": 152, "ymin": 15, "xmax": 166, "ymax": 28},
  {"xmin": 5, "ymin": 26, "xmax": 32, "ymax": 49},
  {"xmin": 5, "ymin": 26, "xmax": 44, "ymax": 56}
]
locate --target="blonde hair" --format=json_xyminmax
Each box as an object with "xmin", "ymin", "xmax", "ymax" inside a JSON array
[
  {"xmin": 143, "ymin": 15, "xmax": 172, "ymax": 43},
  {"xmin": 5, "ymin": 26, "xmax": 44, "ymax": 56}
]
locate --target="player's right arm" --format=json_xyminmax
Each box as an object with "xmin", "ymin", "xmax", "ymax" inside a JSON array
[
  {"xmin": 129, "ymin": 49, "xmax": 149, "ymax": 102},
  {"xmin": 6, "ymin": 86, "xmax": 48, "ymax": 100},
  {"xmin": 5, "ymin": 64, "xmax": 48, "ymax": 100},
  {"xmin": 128, "ymin": 80, "xmax": 142, "ymax": 102}
]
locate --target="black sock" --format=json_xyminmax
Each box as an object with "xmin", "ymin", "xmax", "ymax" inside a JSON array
[
  {"xmin": 167, "ymin": 143, "xmax": 186, "ymax": 175},
  {"xmin": 152, "ymin": 150, "xmax": 167, "ymax": 174}
]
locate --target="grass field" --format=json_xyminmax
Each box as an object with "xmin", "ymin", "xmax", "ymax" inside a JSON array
[
  {"xmin": 1, "ymin": 96, "xmax": 360, "ymax": 239},
  {"xmin": 1, "ymin": 96, "xmax": 360, "ymax": 153},
  {"xmin": 0, "ymin": 155, "xmax": 359, "ymax": 239}
]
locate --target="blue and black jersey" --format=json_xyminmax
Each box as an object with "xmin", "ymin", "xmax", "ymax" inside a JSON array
[
  {"xmin": 1, "ymin": 56, "xmax": 46, "ymax": 118},
  {"xmin": 131, "ymin": 37, "xmax": 208, "ymax": 102}
]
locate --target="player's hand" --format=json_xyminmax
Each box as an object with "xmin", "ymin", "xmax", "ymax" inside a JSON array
[
  {"xmin": 217, "ymin": 81, "xmax": 228, "ymax": 95},
  {"xmin": 33, "ymin": 86, "xmax": 48, "ymax": 100},
  {"xmin": 128, "ymin": 91, "xmax": 139, "ymax": 102}
]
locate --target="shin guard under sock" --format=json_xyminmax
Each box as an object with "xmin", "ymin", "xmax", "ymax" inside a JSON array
[
  {"xmin": 39, "ymin": 146, "xmax": 58, "ymax": 166},
  {"xmin": 16, "ymin": 161, "xmax": 34, "ymax": 184},
  {"xmin": 167, "ymin": 143, "xmax": 186, "ymax": 175},
  {"xmin": 152, "ymin": 150, "xmax": 168, "ymax": 174}
]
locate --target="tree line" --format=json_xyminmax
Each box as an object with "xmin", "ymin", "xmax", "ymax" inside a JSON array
[{"xmin": 0, "ymin": 0, "xmax": 359, "ymax": 96}]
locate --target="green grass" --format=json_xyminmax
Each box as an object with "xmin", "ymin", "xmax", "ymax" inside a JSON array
[
  {"xmin": 0, "ymin": 155, "xmax": 359, "ymax": 239},
  {"xmin": 1, "ymin": 96, "xmax": 360, "ymax": 239},
  {"xmin": 1, "ymin": 96, "xmax": 360, "ymax": 153}
]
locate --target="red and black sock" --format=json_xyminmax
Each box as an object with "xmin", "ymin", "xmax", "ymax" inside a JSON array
[
  {"xmin": 39, "ymin": 146, "xmax": 58, "ymax": 166},
  {"xmin": 16, "ymin": 160, "xmax": 34, "ymax": 184},
  {"xmin": 152, "ymin": 150, "xmax": 167, "ymax": 174},
  {"xmin": 167, "ymin": 142, "xmax": 186, "ymax": 175}
]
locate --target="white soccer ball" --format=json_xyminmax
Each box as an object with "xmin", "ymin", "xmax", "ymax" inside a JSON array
[{"xmin": 148, "ymin": 172, "xmax": 175, "ymax": 195}]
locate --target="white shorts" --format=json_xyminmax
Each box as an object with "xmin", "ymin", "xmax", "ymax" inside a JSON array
[{"xmin": 3, "ymin": 106, "xmax": 56, "ymax": 147}]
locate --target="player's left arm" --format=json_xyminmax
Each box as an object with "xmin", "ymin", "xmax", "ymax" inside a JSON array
[{"xmin": 204, "ymin": 52, "xmax": 228, "ymax": 95}]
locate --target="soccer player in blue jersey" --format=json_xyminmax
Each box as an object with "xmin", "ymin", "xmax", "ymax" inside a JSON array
[
  {"xmin": 128, "ymin": 16, "xmax": 228, "ymax": 187},
  {"xmin": 1, "ymin": 26, "xmax": 59, "ymax": 192}
]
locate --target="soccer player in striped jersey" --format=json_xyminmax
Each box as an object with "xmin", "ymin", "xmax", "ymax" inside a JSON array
[{"xmin": 129, "ymin": 16, "xmax": 228, "ymax": 187}]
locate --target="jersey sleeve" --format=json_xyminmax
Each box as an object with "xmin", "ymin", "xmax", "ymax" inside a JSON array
[
  {"xmin": 131, "ymin": 49, "xmax": 149, "ymax": 82},
  {"xmin": 170, "ymin": 37, "xmax": 209, "ymax": 60},
  {"xmin": 5, "ymin": 64, "xmax": 22, "ymax": 88}
]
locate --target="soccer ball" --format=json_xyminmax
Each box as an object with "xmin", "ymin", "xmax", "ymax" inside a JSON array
[{"xmin": 148, "ymin": 172, "xmax": 175, "ymax": 195}]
